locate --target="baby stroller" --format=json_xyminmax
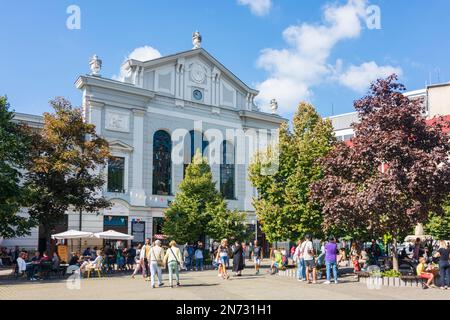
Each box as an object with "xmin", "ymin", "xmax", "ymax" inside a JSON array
[{"xmin": 316, "ymin": 253, "xmax": 326, "ymax": 279}]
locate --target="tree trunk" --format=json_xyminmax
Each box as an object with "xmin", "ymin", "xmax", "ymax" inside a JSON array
[
  {"xmin": 79, "ymin": 207, "xmax": 83, "ymax": 251},
  {"xmin": 392, "ymin": 237, "xmax": 399, "ymax": 271},
  {"xmin": 44, "ymin": 225, "xmax": 52, "ymax": 255}
]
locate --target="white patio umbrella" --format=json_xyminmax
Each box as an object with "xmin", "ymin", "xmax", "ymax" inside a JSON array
[
  {"xmin": 51, "ymin": 230, "xmax": 94, "ymax": 262},
  {"xmin": 93, "ymin": 230, "xmax": 134, "ymax": 240},
  {"xmin": 51, "ymin": 230, "xmax": 94, "ymax": 240}
]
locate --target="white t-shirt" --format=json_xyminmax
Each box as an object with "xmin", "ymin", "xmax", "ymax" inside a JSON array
[
  {"xmin": 302, "ymin": 241, "xmax": 314, "ymax": 261},
  {"xmin": 17, "ymin": 257, "xmax": 27, "ymax": 272}
]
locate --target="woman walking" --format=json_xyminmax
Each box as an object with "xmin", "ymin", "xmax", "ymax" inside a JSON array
[
  {"xmin": 131, "ymin": 244, "xmax": 145, "ymax": 279},
  {"xmin": 164, "ymin": 240, "xmax": 183, "ymax": 288},
  {"xmin": 216, "ymin": 239, "xmax": 230, "ymax": 280},
  {"xmin": 233, "ymin": 241, "xmax": 244, "ymax": 276},
  {"xmin": 434, "ymin": 240, "xmax": 450, "ymax": 290}
]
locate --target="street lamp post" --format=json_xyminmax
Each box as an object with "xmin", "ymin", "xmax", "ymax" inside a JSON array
[{"xmin": 252, "ymin": 219, "xmax": 258, "ymax": 242}]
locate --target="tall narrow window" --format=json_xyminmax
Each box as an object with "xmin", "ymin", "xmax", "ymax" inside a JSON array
[
  {"xmin": 220, "ymin": 141, "xmax": 235, "ymax": 200},
  {"xmin": 107, "ymin": 157, "xmax": 125, "ymax": 193},
  {"xmin": 184, "ymin": 130, "xmax": 209, "ymax": 177},
  {"xmin": 153, "ymin": 130, "xmax": 172, "ymax": 195}
]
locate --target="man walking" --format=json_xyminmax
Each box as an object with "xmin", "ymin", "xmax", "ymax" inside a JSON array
[
  {"xmin": 140, "ymin": 238, "xmax": 152, "ymax": 280},
  {"xmin": 252, "ymin": 240, "xmax": 262, "ymax": 275},
  {"xmin": 303, "ymin": 234, "xmax": 317, "ymax": 284},
  {"xmin": 149, "ymin": 240, "xmax": 165, "ymax": 288},
  {"xmin": 294, "ymin": 239, "xmax": 306, "ymax": 281},
  {"xmin": 195, "ymin": 242, "xmax": 204, "ymax": 271},
  {"xmin": 324, "ymin": 236, "xmax": 339, "ymax": 284}
]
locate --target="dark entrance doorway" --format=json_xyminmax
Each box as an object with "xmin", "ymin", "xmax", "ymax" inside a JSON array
[
  {"xmin": 103, "ymin": 215, "xmax": 129, "ymax": 248},
  {"xmin": 38, "ymin": 215, "xmax": 68, "ymax": 254}
]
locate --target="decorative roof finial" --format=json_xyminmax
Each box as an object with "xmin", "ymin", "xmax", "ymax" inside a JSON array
[
  {"xmin": 270, "ymin": 99, "xmax": 278, "ymax": 114},
  {"xmin": 192, "ymin": 31, "xmax": 202, "ymax": 49},
  {"xmin": 89, "ymin": 54, "xmax": 102, "ymax": 76}
]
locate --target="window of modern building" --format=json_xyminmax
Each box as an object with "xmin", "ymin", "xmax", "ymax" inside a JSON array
[
  {"xmin": 220, "ymin": 140, "xmax": 235, "ymax": 200},
  {"xmin": 107, "ymin": 156, "xmax": 125, "ymax": 193},
  {"xmin": 153, "ymin": 130, "xmax": 172, "ymax": 195}
]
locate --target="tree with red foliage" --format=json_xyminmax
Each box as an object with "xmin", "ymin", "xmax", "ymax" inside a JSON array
[{"xmin": 311, "ymin": 75, "xmax": 450, "ymax": 270}]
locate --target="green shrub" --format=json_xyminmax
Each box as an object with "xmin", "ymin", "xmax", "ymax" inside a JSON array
[{"xmin": 382, "ymin": 269, "xmax": 401, "ymax": 278}]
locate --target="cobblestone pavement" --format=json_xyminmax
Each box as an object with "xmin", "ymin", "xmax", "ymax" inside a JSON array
[{"xmin": 1, "ymin": 264, "xmax": 449, "ymax": 300}]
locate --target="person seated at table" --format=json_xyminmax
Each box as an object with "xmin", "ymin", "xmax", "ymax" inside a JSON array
[
  {"xmin": 82, "ymin": 247, "xmax": 92, "ymax": 257},
  {"xmin": 337, "ymin": 248, "xmax": 348, "ymax": 267},
  {"xmin": 66, "ymin": 253, "xmax": 82, "ymax": 275},
  {"xmin": 52, "ymin": 252, "xmax": 60, "ymax": 271},
  {"xmin": 359, "ymin": 249, "xmax": 369, "ymax": 271},
  {"xmin": 0, "ymin": 247, "xmax": 11, "ymax": 266},
  {"xmin": 41, "ymin": 252, "xmax": 51, "ymax": 262},
  {"xmin": 16, "ymin": 252, "xmax": 27, "ymax": 277},
  {"xmin": 116, "ymin": 249, "xmax": 126, "ymax": 270},
  {"xmin": 417, "ymin": 257, "xmax": 436, "ymax": 289},
  {"xmin": 80, "ymin": 250, "xmax": 103, "ymax": 276},
  {"xmin": 27, "ymin": 251, "xmax": 41, "ymax": 281},
  {"xmin": 69, "ymin": 252, "xmax": 80, "ymax": 266},
  {"xmin": 91, "ymin": 247, "xmax": 98, "ymax": 260}
]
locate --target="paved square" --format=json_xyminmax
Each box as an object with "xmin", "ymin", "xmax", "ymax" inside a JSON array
[{"xmin": 1, "ymin": 263, "xmax": 449, "ymax": 300}]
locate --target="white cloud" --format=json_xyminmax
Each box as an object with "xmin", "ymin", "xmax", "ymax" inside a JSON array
[
  {"xmin": 255, "ymin": 0, "xmax": 402, "ymax": 114},
  {"xmin": 338, "ymin": 61, "xmax": 403, "ymax": 93},
  {"xmin": 237, "ymin": 0, "xmax": 272, "ymax": 16},
  {"xmin": 112, "ymin": 46, "xmax": 162, "ymax": 81}
]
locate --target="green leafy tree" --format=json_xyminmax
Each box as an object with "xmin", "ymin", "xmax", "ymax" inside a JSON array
[
  {"xmin": 311, "ymin": 75, "xmax": 450, "ymax": 270},
  {"xmin": 163, "ymin": 151, "xmax": 222, "ymax": 243},
  {"xmin": 163, "ymin": 150, "xmax": 247, "ymax": 243},
  {"xmin": 249, "ymin": 102, "xmax": 335, "ymax": 243},
  {"xmin": 0, "ymin": 96, "xmax": 35, "ymax": 238},
  {"xmin": 425, "ymin": 203, "xmax": 450, "ymax": 240},
  {"xmin": 206, "ymin": 201, "xmax": 247, "ymax": 241},
  {"xmin": 26, "ymin": 97, "xmax": 111, "ymax": 250}
]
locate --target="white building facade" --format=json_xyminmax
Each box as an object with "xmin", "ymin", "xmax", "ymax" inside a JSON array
[{"xmin": 4, "ymin": 37, "xmax": 285, "ymax": 251}]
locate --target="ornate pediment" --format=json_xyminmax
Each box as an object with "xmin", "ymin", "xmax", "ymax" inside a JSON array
[{"xmin": 107, "ymin": 139, "xmax": 134, "ymax": 152}]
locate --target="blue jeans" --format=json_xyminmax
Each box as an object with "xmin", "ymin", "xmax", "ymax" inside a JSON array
[
  {"xmin": 326, "ymin": 261, "xmax": 338, "ymax": 282},
  {"xmin": 439, "ymin": 261, "xmax": 450, "ymax": 287},
  {"xmin": 196, "ymin": 258, "xmax": 204, "ymax": 271},
  {"xmin": 149, "ymin": 262, "xmax": 163, "ymax": 286},
  {"xmin": 185, "ymin": 257, "xmax": 192, "ymax": 271},
  {"xmin": 297, "ymin": 258, "xmax": 306, "ymax": 280}
]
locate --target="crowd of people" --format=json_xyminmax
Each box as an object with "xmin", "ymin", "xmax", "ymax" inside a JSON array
[
  {"xmin": 14, "ymin": 250, "xmax": 61, "ymax": 281},
  {"xmin": 3, "ymin": 235, "xmax": 449, "ymax": 290}
]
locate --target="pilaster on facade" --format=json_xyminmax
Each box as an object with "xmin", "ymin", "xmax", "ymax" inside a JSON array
[
  {"xmin": 87, "ymin": 100, "xmax": 105, "ymax": 135},
  {"xmin": 130, "ymin": 108, "xmax": 146, "ymax": 206}
]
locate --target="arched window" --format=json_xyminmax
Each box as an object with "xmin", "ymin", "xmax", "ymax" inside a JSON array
[
  {"xmin": 183, "ymin": 130, "xmax": 209, "ymax": 177},
  {"xmin": 220, "ymin": 140, "xmax": 235, "ymax": 200},
  {"xmin": 153, "ymin": 130, "xmax": 172, "ymax": 195}
]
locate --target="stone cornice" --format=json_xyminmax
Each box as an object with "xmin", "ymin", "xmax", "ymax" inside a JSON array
[
  {"xmin": 75, "ymin": 75, "xmax": 155, "ymax": 101},
  {"xmin": 238, "ymin": 110, "xmax": 287, "ymax": 126}
]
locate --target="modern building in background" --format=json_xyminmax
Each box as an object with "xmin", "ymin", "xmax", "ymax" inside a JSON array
[
  {"xmin": 330, "ymin": 83, "xmax": 450, "ymax": 140},
  {"xmin": 4, "ymin": 34, "xmax": 285, "ymax": 252}
]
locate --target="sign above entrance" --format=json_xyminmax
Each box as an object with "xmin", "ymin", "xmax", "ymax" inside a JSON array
[{"xmin": 104, "ymin": 215, "xmax": 127, "ymax": 227}]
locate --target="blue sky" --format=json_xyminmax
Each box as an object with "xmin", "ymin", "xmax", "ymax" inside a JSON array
[{"xmin": 1, "ymin": 0, "xmax": 449, "ymax": 120}]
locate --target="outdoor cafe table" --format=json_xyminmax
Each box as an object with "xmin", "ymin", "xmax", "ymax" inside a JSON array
[{"xmin": 1, "ymin": 256, "xmax": 12, "ymax": 266}]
